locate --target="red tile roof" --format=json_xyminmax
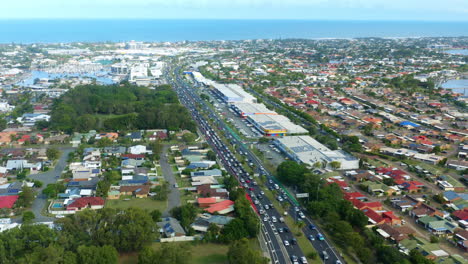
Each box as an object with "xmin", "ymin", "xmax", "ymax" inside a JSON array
[
  {"xmin": 453, "ymin": 209, "xmax": 468, "ymax": 221},
  {"xmin": 67, "ymin": 197, "xmax": 104, "ymax": 209},
  {"xmin": 0, "ymin": 195, "xmax": 19, "ymax": 209},
  {"xmin": 344, "ymin": 192, "xmax": 366, "ymax": 201},
  {"xmin": 363, "ymin": 208, "xmax": 385, "ymax": 224},
  {"xmin": 205, "ymin": 200, "xmax": 234, "ymax": 214}
]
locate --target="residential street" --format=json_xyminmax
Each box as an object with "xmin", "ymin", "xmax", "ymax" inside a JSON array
[
  {"xmin": 160, "ymin": 145, "xmax": 180, "ymax": 217},
  {"xmin": 28, "ymin": 147, "xmax": 75, "ymax": 222}
]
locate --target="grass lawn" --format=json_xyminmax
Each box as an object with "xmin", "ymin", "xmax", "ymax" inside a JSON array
[
  {"xmin": 156, "ymin": 165, "xmax": 163, "ymax": 177},
  {"xmin": 106, "ymin": 196, "xmax": 167, "ymax": 212},
  {"xmin": 119, "ymin": 242, "xmax": 229, "ymax": 264}
]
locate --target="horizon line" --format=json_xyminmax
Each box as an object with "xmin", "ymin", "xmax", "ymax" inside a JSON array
[{"xmin": 0, "ymin": 18, "xmax": 467, "ymax": 22}]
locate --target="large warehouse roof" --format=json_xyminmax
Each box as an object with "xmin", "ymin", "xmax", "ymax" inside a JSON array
[
  {"xmin": 213, "ymin": 83, "xmax": 256, "ymax": 103},
  {"xmin": 276, "ymin": 136, "xmax": 358, "ymax": 166},
  {"xmin": 249, "ymin": 115, "xmax": 308, "ymax": 134},
  {"xmin": 231, "ymin": 102, "xmax": 277, "ymax": 116}
]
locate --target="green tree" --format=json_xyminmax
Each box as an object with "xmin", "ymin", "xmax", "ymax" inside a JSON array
[
  {"xmin": 182, "ymin": 132, "xmax": 197, "ymax": 143},
  {"xmin": 16, "ymin": 186, "xmax": 35, "ymax": 208},
  {"xmin": 206, "ymin": 150, "xmax": 217, "ymax": 161},
  {"xmin": 150, "ymin": 209, "xmax": 162, "ymax": 222},
  {"xmin": 329, "ymin": 161, "xmax": 341, "ymax": 170},
  {"xmin": 96, "ymin": 137, "xmax": 112, "ymax": 148},
  {"xmin": 276, "ymin": 160, "xmax": 308, "ymax": 186},
  {"xmin": 96, "ymin": 180, "xmax": 111, "ymax": 197},
  {"xmin": 77, "ymin": 245, "xmax": 118, "ymax": 264},
  {"xmin": 22, "ymin": 211, "xmax": 35, "ymax": 223},
  {"xmin": 227, "ymin": 238, "xmax": 268, "ymax": 264},
  {"xmin": 46, "ymin": 148, "xmax": 61, "ymax": 161}
]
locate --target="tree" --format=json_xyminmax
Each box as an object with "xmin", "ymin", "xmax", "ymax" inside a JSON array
[
  {"xmin": 206, "ymin": 150, "xmax": 217, "ymax": 161},
  {"xmin": 43, "ymin": 183, "xmax": 66, "ymax": 198},
  {"xmin": 96, "ymin": 180, "xmax": 111, "ymax": 197},
  {"xmin": 77, "ymin": 245, "xmax": 118, "ymax": 264},
  {"xmin": 138, "ymin": 243, "xmax": 191, "ymax": 264},
  {"xmin": 258, "ymin": 137, "xmax": 269, "ymax": 144},
  {"xmin": 431, "ymin": 146, "xmax": 441, "ymax": 154},
  {"xmin": 96, "ymin": 137, "xmax": 112, "ymax": 148},
  {"xmin": 46, "ymin": 148, "xmax": 60, "ymax": 161},
  {"xmin": 16, "ymin": 186, "xmax": 35, "ymax": 208},
  {"xmin": 22, "ymin": 211, "xmax": 35, "ymax": 223},
  {"xmin": 227, "ymin": 238, "xmax": 268, "ymax": 264},
  {"xmin": 182, "ymin": 132, "xmax": 197, "ymax": 143},
  {"xmin": 329, "ymin": 161, "xmax": 341, "ymax": 170},
  {"xmin": 276, "ymin": 161, "xmax": 308, "ymax": 186},
  {"xmin": 170, "ymin": 204, "xmax": 198, "ymax": 230},
  {"xmin": 150, "ymin": 209, "xmax": 162, "ymax": 222}
]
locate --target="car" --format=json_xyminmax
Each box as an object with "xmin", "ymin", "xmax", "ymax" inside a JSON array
[
  {"xmin": 298, "ymin": 212, "xmax": 305, "ymax": 219},
  {"xmin": 283, "ymin": 227, "xmax": 289, "ymax": 233},
  {"xmin": 317, "ymin": 233, "xmax": 324, "ymax": 241},
  {"xmin": 308, "ymin": 235, "xmax": 315, "ymax": 241},
  {"xmin": 259, "ymin": 209, "xmax": 265, "ymax": 215},
  {"xmin": 291, "ymin": 255, "xmax": 298, "ymax": 262},
  {"xmin": 279, "ymin": 227, "xmax": 284, "ymax": 233},
  {"xmin": 272, "ymin": 216, "xmax": 277, "ymax": 223},
  {"xmin": 300, "ymin": 256, "xmax": 308, "ymax": 264},
  {"xmin": 309, "ymin": 224, "xmax": 316, "ymax": 230},
  {"xmin": 291, "ymin": 238, "xmax": 297, "ymax": 245},
  {"xmin": 263, "ymin": 216, "xmax": 268, "ymax": 222},
  {"xmin": 254, "ymin": 200, "xmax": 259, "ymax": 205},
  {"xmin": 336, "ymin": 261, "xmax": 342, "ymax": 264},
  {"xmin": 284, "ymin": 240, "xmax": 290, "ymax": 246},
  {"xmin": 264, "ymin": 204, "xmax": 270, "ymax": 210},
  {"xmin": 260, "ymin": 191, "xmax": 265, "ymax": 195},
  {"xmin": 294, "ymin": 206, "xmax": 300, "ymax": 212},
  {"xmin": 55, "ymin": 215, "xmax": 65, "ymax": 219}
]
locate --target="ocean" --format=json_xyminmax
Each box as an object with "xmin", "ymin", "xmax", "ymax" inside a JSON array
[
  {"xmin": 441, "ymin": 79, "xmax": 468, "ymax": 96},
  {"xmin": 0, "ymin": 19, "xmax": 467, "ymax": 43}
]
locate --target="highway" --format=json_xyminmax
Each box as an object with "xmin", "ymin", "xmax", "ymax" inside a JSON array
[{"xmin": 167, "ymin": 64, "xmax": 344, "ymax": 264}]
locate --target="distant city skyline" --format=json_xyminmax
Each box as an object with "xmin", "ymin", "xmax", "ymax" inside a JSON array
[{"xmin": 1, "ymin": 0, "xmax": 468, "ymax": 21}]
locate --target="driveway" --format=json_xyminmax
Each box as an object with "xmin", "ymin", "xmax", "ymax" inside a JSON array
[
  {"xmin": 28, "ymin": 147, "xmax": 75, "ymax": 222},
  {"xmin": 160, "ymin": 145, "xmax": 181, "ymax": 217}
]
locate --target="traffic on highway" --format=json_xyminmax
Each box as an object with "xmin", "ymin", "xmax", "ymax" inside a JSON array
[{"xmin": 166, "ymin": 64, "xmax": 344, "ymax": 264}]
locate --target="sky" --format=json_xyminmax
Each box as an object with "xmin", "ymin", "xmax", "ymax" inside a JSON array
[{"xmin": 1, "ymin": 0, "xmax": 468, "ymax": 21}]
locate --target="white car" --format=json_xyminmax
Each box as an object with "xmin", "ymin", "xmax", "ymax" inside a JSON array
[
  {"xmin": 272, "ymin": 216, "xmax": 277, "ymax": 223},
  {"xmin": 300, "ymin": 256, "xmax": 308, "ymax": 264},
  {"xmin": 284, "ymin": 240, "xmax": 290, "ymax": 246}
]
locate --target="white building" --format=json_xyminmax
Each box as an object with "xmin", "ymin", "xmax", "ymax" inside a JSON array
[
  {"xmin": 274, "ymin": 136, "xmax": 359, "ymax": 170},
  {"xmin": 212, "ymin": 83, "xmax": 257, "ymax": 104}
]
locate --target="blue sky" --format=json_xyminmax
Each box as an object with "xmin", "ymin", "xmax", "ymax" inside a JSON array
[{"xmin": 2, "ymin": 0, "xmax": 468, "ymax": 21}]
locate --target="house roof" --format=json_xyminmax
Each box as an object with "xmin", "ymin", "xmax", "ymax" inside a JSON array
[
  {"xmin": 344, "ymin": 192, "xmax": 366, "ymax": 200},
  {"xmin": 453, "ymin": 209, "xmax": 468, "ymax": 221},
  {"xmin": 0, "ymin": 195, "xmax": 19, "ymax": 208},
  {"xmin": 197, "ymin": 197, "xmax": 217, "ymax": 204},
  {"xmin": 120, "ymin": 185, "xmax": 150, "ymax": 195},
  {"xmin": 205, "ymin": 200, "xmax": 234, "ymax": 214},
  {"xmin": 67, "ymin": 197, "xmax": 104, "ymax": 208}
]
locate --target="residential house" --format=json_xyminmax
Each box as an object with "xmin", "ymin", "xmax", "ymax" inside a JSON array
[
  {"xmin": 157, "ymin": 217, "xmax": 186, "ymax": 238},
  {"xmin": 103, "ymin": 146, "xmax": 126, "ymax": 157},
  {"xmin": 196, "ymin": 184, "xmax": 229, "ymax": 199},
  {"xmin": 119, "ymin": 185, "xmax": 150, "ymax": 198},
  {"xmin": 377, "ymin": 223, "xmax": 416, "ymax": 243},
  {"xmin": 205, "ymin": 200, "xmax": 235, "ymax": 215},
  {"xmin": 190, "ymin": 213, "xmax": 234, "ymax": 232},
  {"xmin": 66, "ymin": 197, "xmax": 105, "ymax": 212},
  {"xmin": 128, "ymin": 145, "xmax": 150, "ymax": 155}
]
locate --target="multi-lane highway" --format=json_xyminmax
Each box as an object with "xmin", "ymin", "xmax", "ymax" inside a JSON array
[{"xmin": 167, "ymin": 64, "xmax": 344, "ymax": 264}]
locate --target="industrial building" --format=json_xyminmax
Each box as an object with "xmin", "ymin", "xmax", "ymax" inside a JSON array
[
  {"xmin": 212, "ymin": 83, "xmax": 257, "ymax": 104},
  {"xmin": 231, "ymin": 102, "xmax": 277, "ymax": 118},
  {"xmin": 248, "ymin": 114, "xmax": 308, "ymax": 137},
  {"xmin": 274, "ymin": 136, "xmax": 359, "ymax": 170}
]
